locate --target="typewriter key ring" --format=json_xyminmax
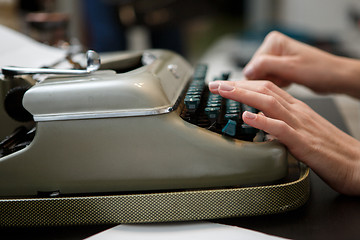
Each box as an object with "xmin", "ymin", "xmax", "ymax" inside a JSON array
[{"xmin": 1, "ymin": 50, "xmax": 101, "ymax": 77}]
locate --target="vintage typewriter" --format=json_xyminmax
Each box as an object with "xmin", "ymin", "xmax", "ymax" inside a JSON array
[{"xmin": 0, "ymin": 49, "xmax": 310, "ymax": 227}]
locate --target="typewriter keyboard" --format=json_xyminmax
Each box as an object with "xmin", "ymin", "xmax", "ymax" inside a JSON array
[{"xmin": 180, "ymin": 64, "xmax": 260, "ymax": 141}]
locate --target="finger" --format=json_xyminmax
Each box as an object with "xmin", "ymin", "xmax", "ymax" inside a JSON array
[
  {"xmin": 243, "ymin": 55, "xmax": 296, "ymax": 83},
  {"xmin": 249, "ymin": 31, "xmax": 289, "ymax": 60},
  {"xmin": 217, "ymin": 82, "xmax": 296, "ymax": 124},
  {"xmin": 209, "ymin": 80, "xmax": 294, "ymax": 102},
  {"xmin": 209, "ymin": 81, "xmax": 300, "ymax": 126},
  {"xmin": 209, "ymin": 80, "xmax": 240, "ymax": 95},
  {"xmin": 208, "ymin": 81, "xmax": 223, "ymax": 94},
  {"xmin": 234, "ymin": 80, "xmax": 295, "ymax": 105},
  {"xmin": 242, "ymin": 111, "xmax": 301, "ymax": 148},
  {"xmin": 211, "ymin": 80, "xmax": 295, "ymax": 107}
]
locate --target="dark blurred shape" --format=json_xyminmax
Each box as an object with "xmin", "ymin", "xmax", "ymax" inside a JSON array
[
  {"xmin": 19, "ymin": 0, "xmax": 45, "ymax": 12},
  {"xmin": 82, "ymin": 0, "xmax": 245, "ymax": 55},
  {"xmin": 19, "ymin": 0, "xmax": 70, "ymax": 47},
  {"xmin": 82, "ymin": 0, "xmax": 127, "ymax": 52},
  {"xmin": 4, "ymin": 85, "xmax": 33, "ymax": 122},
  {"xmin": 25, "ymin": 12, "xmax": 69, "ymax": 46}
]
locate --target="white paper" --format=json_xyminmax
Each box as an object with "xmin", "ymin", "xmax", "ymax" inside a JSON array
[
  {"xmin": 86, "ymin": 222, "xmax": 288, "ymax": 240},
  {"xmin": 0, "ymin": 25, "xmax": 66, "ymax": 69}
]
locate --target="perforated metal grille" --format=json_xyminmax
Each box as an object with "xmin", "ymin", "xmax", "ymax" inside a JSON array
[{"xmin": 0, "ymin": 166, "xmax": 310, "ymax": 227}]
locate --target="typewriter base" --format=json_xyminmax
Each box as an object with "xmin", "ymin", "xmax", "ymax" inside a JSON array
[{"xmin": 0, "ymin": 158, "xmax": 310, "ymax": 227}]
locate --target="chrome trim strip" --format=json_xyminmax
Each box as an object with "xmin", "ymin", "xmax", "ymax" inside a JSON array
[{"xmin": 33, "ymin": 106, "xmax": 175, "ymax": 122}]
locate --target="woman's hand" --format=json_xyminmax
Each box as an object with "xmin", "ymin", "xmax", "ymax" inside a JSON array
[
  {"xmin": 243, "ymin": 31, "xmax": 360, "ymax": 99},
  {"xmin": 209, "ymin": 80, "xmax": 360, "ymax": 195}
]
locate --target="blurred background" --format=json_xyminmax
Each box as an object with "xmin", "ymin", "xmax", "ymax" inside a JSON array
[
  {"xmin": 1, "ymin": 0, "xmax": 360, "ymax": 63},
  {"xmin": 1, "ymin": 0, "xmax": 360, "ymax": 140}
]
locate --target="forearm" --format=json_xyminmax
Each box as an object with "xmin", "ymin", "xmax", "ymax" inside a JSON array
[{"xmin": 333, "ymin": 56, "xmax": 360, "ymax": 99}]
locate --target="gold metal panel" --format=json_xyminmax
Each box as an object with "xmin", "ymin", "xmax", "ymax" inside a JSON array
[{"xmin": 0, "ymin": 164, "xmax": 310, "ymax": 227}]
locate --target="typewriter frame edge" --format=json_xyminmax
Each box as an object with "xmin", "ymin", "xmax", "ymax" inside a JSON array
[{"xmin": 0, "ymin": 160, "xmax": 310, "ymax": 227}]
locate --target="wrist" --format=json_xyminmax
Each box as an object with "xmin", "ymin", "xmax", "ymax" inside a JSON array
[{"xmin": 334, "ymin": 56, "xmax": 360, "ymax": 98}]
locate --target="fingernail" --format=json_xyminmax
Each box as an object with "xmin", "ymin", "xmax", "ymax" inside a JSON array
[
  {"xmin": 219, "ymin": 83, "xmax": 235, "ymax": 92},
  {"xmin": 208, "ymin": 81, "xmax": 220, "ymax": 90},
  {"xmin": 244, "ymin": 111, "xmax": 256, "ymax": 120},
  {"xmin": 243, "ymin": 65, "xmax": 254, "ymax": 79}
]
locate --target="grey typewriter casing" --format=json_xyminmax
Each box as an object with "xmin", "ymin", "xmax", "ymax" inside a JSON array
[{"xmin": 0, "ymin": 49, "xmax": 288, "ymax": 197}]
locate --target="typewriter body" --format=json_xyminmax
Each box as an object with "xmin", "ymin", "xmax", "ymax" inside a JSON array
[
  {"xmin": 0, "ymin": 49, "xmax": 311, "ymax": 227},
  {"xmin": 0, "ymin": 49, "xmax": 290, "ymax": 197}
]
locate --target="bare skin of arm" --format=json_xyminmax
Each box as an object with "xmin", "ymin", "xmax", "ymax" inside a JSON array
[
  {"xmin": 243, "ymin": 31, "xmax": 360, "ymax": 99},
  {"xmin": 209, "ymin": 80, "xmax": 360, "ymax": 196},
  {"xmin": 207, "ymin": 31, "xmax": 360, "ymax": 195}
]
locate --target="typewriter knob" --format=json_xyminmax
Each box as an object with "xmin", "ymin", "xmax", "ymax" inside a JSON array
[
  {"xmin": 4, "ymin": 85, "xmax": 33, "ymax": 122},
  {"xmin": 86, "ymin": 50, "xmax": 101, "ymax": 73}
]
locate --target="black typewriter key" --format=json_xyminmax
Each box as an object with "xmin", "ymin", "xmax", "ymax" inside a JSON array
[
  {"xmin": 224, "ymin": 113, "xmax": 239, "ymax": 121},
  {"xmin": 241, "ymin": 123, "xmax": 258, "ymax": 136},
  {"xmin": 180, "ymin": 64, "xmax": 262, "ymax": 141},
  {"xmin": 205, "ymin": 106, "xmax": 221, "ymax": 120},
  {"xmin": 221, "ymin": 72, "xmax": 231, "ymax": 80},
  {"xmin": 184, "ymin": 95, "xmax": 201, "ymax": 111},
  {"xmin": 241, "ymin": 103, "xmax": 258, "ymax": 114}
]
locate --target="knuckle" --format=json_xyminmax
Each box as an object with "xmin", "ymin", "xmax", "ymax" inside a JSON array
[
  {"xmin": 256, "ymin": 85, "xmax": 269, "ymax": 95},
  {"xmin": 292, "ymin": 100, "xmax": 313, "ymax": 116},
  {"xmin": 252, "ymin": 56, "xmax": 267, "ymax": 70},
  {"xmin": 266, "ymin": 95, "xmax": 278, "ymax": 108},
  {"xmin": 276, "ymin": 121, "xmax": 289, "ymax": 133},
  {"xmin": 269, "ymin": 120, "xmax": 290, "ymax": 140},
  {"xmin": 263, "ymin": 81, "xmax": 276, "ymax": 89},
  {"xmin": 258, "ymin": 115, "xmax": 268, "ymax": 130},
  {"xmin": 265, "ymin": 31, "xmax": 283, "ymax": 42},
  {"xmin": 261, "ymin": 117, "xmax": 288, "ymax": 139},
  {"xmin": 262, "ymin": 31, "xmax": 287, "ymax": 55},
  {"xmin": 258, "ymin": 81, "xmax": 276, "ymax": 93}
]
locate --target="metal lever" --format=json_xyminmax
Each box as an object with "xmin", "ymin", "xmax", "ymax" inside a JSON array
[{"xmin": 1, "ymin": 50, "xmax": 101, "ymax": 77}]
